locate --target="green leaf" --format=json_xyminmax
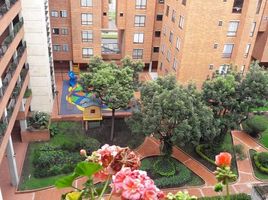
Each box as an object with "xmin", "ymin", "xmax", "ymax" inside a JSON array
[
  {"xmin": 74, "ymin": 161, "xmax": 102, "ymax": 177},
  {"xmin": 55, "ymin": 173, "xmax": 79, "ymax": 188}
]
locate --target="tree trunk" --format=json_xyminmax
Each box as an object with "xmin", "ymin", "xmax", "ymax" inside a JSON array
[{"xmin": 110, "ymin": 109, "xmax": 115, "ymax": 141}]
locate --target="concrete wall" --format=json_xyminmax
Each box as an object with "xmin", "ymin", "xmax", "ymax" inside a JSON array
[{"xmin": 21, "ymin": 0, "xmax": 54, "ymax": 112}]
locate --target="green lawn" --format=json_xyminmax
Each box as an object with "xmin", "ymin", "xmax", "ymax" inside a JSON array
[
  {"xmin": 249, "ymin": 149, "xmax": 268, "ymax": 180},
  {"xmin": 140, "ymin": 156, "xmax": 204, "ymax": 189},
  {"xmin": 19, "ymin": 122, "xmax": 99, "ymax": 190},
  {"xmin": 250, "ymin": 101, "xmax": 268, "ymax": 112},
  {"xmin": 181, "ymin": 133, "xmax": 238, "ymax": 176}
]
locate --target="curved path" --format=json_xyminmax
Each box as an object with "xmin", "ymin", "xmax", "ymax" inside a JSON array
[{"xmin": 5, "ymin": 131, "xmax": 268, "ymax": 200}]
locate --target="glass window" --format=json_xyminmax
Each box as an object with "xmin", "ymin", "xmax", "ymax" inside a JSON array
[
  {"xmin": 159, "ymin": 0, "xmax": 164, "ymax": 4},
  {"xmin": 165, "ymin": 5, "xmax": 170, "ymax": 17},
  {"xmin": 227, "ymin": 21, "xmax": 239, "ymax": 36},
  {"xmin": 156, "ymin": 14, "xmax": 163, "ymax": 21},
  {"xmin": 166, "ymin": 50, "xmax": 171, "ymax": 62},
  {"xmin": 52, "ymin": 28, "xmax": 60, "ymax": 35},
  {"xmin": 222, "ymin": 44, "xmax": 234, "ymax": 58},
  {"xmin": 232, "ymin": 0, "xmax": 244, "ymax": 13},
  {"xmin": 136, "ymin": 0, "xmax": 147, "ymax": 9},
  {"xmin": 61, "ymin": 28, "xmax": 68, "ymax": 35},
  {"xmin": 133, "ymin": 49, "xmax": 143, "ymax": 59},
  {"xmin": 182, "ymin": 0, "xmax": 187, "ymax": 5},
  {"xmin": 51, "ymin": 11, "xmax": 58, "ymax": 17},
  {"xmin": 82, "ymin": 30, "xmax": 93, "ymax": 42},
  {"xmin": 81, "ymin": 0, "xmax": 92, "ymax": 7},
  {"xmin": 244, "ymin": 43, "xmax": 251, "ymax": 57},
  {"xmin": 153, "ymin": 47, "xmax": 159, "ymax": 53},
  {"xmin": 179, "ymin": 15, "xmax": 184, "ymax": 29},
  {"xmin": 161, "ymin": 44, "xmax": 165, "ymax": 54},
  {"xmin": 250, "ymin": 22, "xmax": 256, "ymax": 37},
  {"xmin": 171, "ymin": 10, "xmax": 176, "ymax": 22},
  {"xmin": 81, "ymin": 13, "xmax": 93, "ymax": 25},
  {"xmin": 176, "ymin": 37, "xmax": 181, "ymax": 50},
  {"xmin": 60, "ymin": 10, "xmax": 67, "ymax": 18},
  {"xmin": 256, "ymin": 0, "xmax": 262, "ymax": 14},
  {"xmin": 134, "ymin": 15, "xmax": 146, "ymax": 27},
  {"xmin": 155, "ymin": 31, "xmax": 161, "ymax": 37},
  {"xmin": 172, "ymin": 59, "xmax": 178, "ymax": 70},
  {"xmin": 169, "ymin": 31, "xmax": 173, "ymax": 43},
  {"xmin": 82, "ymin": 48, "xmax": 93, "ymax": 58},
  {"xmin": 133, "ymin": 33, "xmax": 144, "ymax": 43},
  {"xmin": 62, "ymin": 44, "xmax": 69, "ymax": 52},
  {"xmin": 219, "ymin": 65, "xmax": 229, "ymax": 75},
  {"xmin": 53, "ymin": 45, "xmax": 61, "ymax": 51}
]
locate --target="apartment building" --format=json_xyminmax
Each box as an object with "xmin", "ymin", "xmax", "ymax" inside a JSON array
[
  {"xmin": 0, "ymin": 0, "xmax": 54, "ymax": 197},
  {"xmin": 252, "ymin": 0, "xmax": 268, "ymax": 67},
  {"xmin": 49, "ymin": 0, "xmax": 164, "ymax": 71},
  {"xmin": 158, "ymin": 0, "xmax": 266, "ymax": 88}
]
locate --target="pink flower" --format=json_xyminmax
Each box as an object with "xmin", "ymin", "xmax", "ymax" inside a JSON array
[
  {"xmin": 215, "ymin": 152, "xmax": 232, "ymax": 168},
  {"xmin": 80, "ymin": 149, "xmax": 87, "ymax": 157},
  {"xmin": 143, "ymin": 188, "xmax": 158, "ymax": 200},
  {"xmin": 122, "ymin": 177, "xmax": 143, "ymax": 200}
]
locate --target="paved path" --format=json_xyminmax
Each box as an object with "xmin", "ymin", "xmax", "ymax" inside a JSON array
[{"xmin": 3, "ymin": 131, "xmax": 268, "ymax": 199}]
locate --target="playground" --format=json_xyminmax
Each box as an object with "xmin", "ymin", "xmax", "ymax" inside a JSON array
[{"xmin": 57, "ymin": 71, "xmax": 133, "ymax": 117}]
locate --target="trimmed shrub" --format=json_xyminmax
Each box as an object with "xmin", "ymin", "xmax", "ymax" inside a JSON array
[
  {"xmin": 260, "ymin": 129, "xmax": 268, "ymax": 148},
  {"xmin": 153, "ymin": 158, "xmax": 176, "ymax": 177},
  {"xmin": 242, "ymin": 115, "xmax": 268, "ymax": 137},
  {"xmin": 234, "ymin": 144, "xmax": 246, "ymax": 160},
  {"xmin": 254, "ymin": 152, "xmax": 268, "ymax": 174},
  {"xmin": 195, "ymin": 145, "xmax": 216, "ymax": 166},
  {"xmin": 257, "ymin": 152, "xmax": 268, "ymax": 168},
  {"xmin": 198, "ymin": 193, "xmax": 250, "ymax": 200},
  {"xmin": 140, "ymin": 159, "xmax": 152, "ymax": 171}
]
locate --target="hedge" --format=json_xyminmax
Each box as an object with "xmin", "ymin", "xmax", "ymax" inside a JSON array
[
  {"xmin": 195, "ymin": 145, "xmax": 216, "ymax": 166},
  {"xmin": 253, "ymin": 152, "xmax": 268, "ymax": 174},
  {"xmin": 198, "ymin": 193, "xmax": 250, "ymax": 200},
  {"xmin": 242, "ymin": 115, "xmax": 268, "ymax": 137},
  {"xmin": 153, "ymin": 158, "xmax": 176, "ymax": 177}
]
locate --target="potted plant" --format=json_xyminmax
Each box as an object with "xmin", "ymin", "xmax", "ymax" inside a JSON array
[{"xmin": 21, "ymin": 111, "xmax": 51, "ymax": 142}]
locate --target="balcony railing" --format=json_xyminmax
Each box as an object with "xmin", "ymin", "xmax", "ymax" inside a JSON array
[
  {"xmin": 1, "ymin": 42, "xmax": 26, "ymax": 98},
  {"xmin": 0, "ymin": 18, "xmax": 24, "ymax": 58},
  {"xmin": 0, "ymin": 0, "xmax": 18, "ymax": 19}
]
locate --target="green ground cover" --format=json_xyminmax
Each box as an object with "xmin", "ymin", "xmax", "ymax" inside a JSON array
[
  {"xmin": 250, "ymin": 149, "xmax": 268, "ymax": 180},
  {"xmin": 140, "ymin": 156, "xmax": 204, "ymax": 189}
]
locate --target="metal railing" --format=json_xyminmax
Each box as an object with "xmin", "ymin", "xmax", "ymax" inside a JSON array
[
  {"xmin": 0, "ymin": 0, "xmax": 18, "ymax": 19},
  {"xmin": 0, "ymin": 18, "xmax": 24, "ymax": 58}
]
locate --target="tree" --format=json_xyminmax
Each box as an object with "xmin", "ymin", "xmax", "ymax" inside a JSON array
[
  {"xmin": 202, "ymin": 61, "xmax": 268, "ymax": 141},
  {"xmin": 121, "ymin": 57, "xmax": 144, "ymax": 89},
  {"xmin": 127, "ymin": 75, "xmax": 218, "ymax": 156},
  {"xmin": 80, "ymin": 59, "xmax": 135, "ymax": 141}
]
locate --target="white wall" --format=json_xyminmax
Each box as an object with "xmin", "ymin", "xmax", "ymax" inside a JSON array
[{"xmin": 21, "ymin": 0, "xmax": 55, "ymax": 112}]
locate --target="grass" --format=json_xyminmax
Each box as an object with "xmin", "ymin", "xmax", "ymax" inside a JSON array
[
  {"xmin": 140, "ymin": 156, "xmax": 204, "ymax": 188},
  {"xmin": 88, "ymin": 119, "xmax": 145, "ymax": 149},
  {"xmin": 249, "ymin": 149, "xmax": 268, "ymax": 180},
  {"xmin": 250, "ymin": 101, "xmax": 268, "ymax": 112},
  {"xmin": 19, "ymin": 122, "xmax": 93, "ymax": 190},
  {"xmin": 260, "ymin": 129, "xmax": 268, "ymax": 148},
  {"xmin": 181, "ymin": 133, "xmax": 238, "ymax": 176}
]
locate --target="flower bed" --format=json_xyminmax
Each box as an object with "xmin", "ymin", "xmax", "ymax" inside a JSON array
[
  {"xmin": 140, "ymin": 156, "xmax": 204, "ymax": 189},
  {"xmin": 249, "ymin": 149, "xmax": 268, "ymax": 180},
  {"xmin": 21, "ymin": 129, "xmax": 50, "ymax": 142},
  {"xmin": 253, "ymin": 152, "xmax": 268, "ymax": 174}
]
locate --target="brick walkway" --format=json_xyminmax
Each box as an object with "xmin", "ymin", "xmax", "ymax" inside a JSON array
[{"xmin": 2, "ymin": 131, "xmax": 268, "ymax": 199}]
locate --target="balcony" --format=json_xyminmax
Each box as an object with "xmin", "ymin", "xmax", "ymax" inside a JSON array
[
  {"xmin": 0, "ymin": 20, "xmax": 24, "ymax": 76},
  {"xmin": 0, "ymin": 67, "xmax": 29, "ymax": 162},
  {"xmin": 0, "ymin": 44, "xmax": 26, "ymax": 118},
  {"xmin": 0, "ymin": 0, "xmax": 20, "ymax": 35},
  {"xmin": 1, "ymin": 42, "xmax": 26, "ymax": 96},
  {"xmin": 16, "ymin": 88, "xmax": 32, "ymax": 120}
]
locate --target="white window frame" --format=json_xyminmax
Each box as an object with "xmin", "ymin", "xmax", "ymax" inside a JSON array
[
  {"xmin": 133, "ymin": 49, "xmax": 143, "ymax": 59},
  {"xmin": 61, "ymin": 28, "xmax": 68, "ymax": 35},
  {"xmin": 166, "ymin": 50, "xmax": 171, "ymax": 62},
  {"xmin": 81, "ymin": 13, "xmax": 93, "ymax": 25},
  {"xmin": 179, "ymin": 15, "xmax": 184, "ymax": 29},
  {"xmin": 51, "ymin": 11, "xmax": 58, "ymax": 17},
  {"xmin": 219, "ymin": 65, "xmax": 229, "ymax": 75},
  {"xmin": 227, "ymin": 21, "xmax": 239, "ymax": 36},
  {"xmin": 82, "ymin": 48, "xmax": 93, "ymax": 58},
  {"xmin": 136, "ymin": 0, "xmax": 147, "ymax": 9},
  {"xmin": 222, "ymin": 44, "xmax": 234, "ymax": 58},
  {"xmin": 53, "ymin": 44, "xmax": 61, "ymax": 51},
  {"xmin": 81, "ymin": 0, "xmax": 93, "ymax": 7},
  {"xmin": 62, "ymin": 44, "xmax": 69, "ymax": 52},
  {"xmin": 244, "ymin": 43, "xmax": 251, "ymax": 57},
  {"xmin": 82, "ymin": 30, "xmax": 93, "ymax": 42},
  {"xmin": 133, "ymin": 33, "xmax": 144, "ymax": 43},
  {"xmin": 60, "ymin": 10, "xmax": 67, "ymax": 18},
  {"xmin": 250, "ymin": 22, "xmax": 256, "ymax": 37},
  {"xmin": 172, "ymin": 58, "xmax": 178, "ymax": 70},
  {"xmin": 176, "ymin": 37, "xmax": 181, "ymax": 50},
  {"xmin": 134, "ymin": 15, "xmax": 146, "ymax": 27}
]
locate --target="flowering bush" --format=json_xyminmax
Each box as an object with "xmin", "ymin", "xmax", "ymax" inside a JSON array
[{"xmin": 214, "ymin": 152, "xmax": 237, "ymax": 200}]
